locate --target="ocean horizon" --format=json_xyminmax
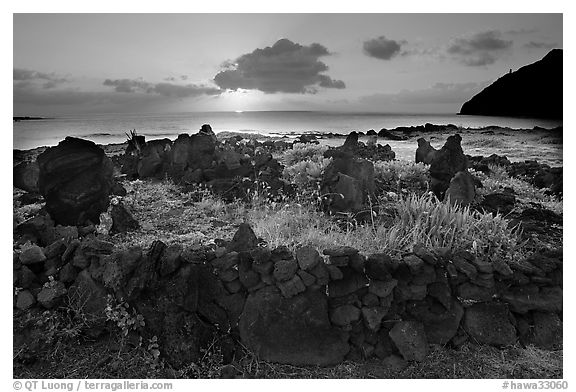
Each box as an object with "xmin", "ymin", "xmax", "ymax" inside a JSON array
[{"xmin": 13, "ymin": 110, "xmax": 563, "ymax": 151}]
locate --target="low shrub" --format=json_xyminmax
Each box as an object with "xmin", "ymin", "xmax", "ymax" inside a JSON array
[
  {"xmin": 373, "ymin": 160, "xmax": 430, "ymax": 196},
  {"xmin": 277, "ymin": 143, "xmax": 328, "ymax": 167}
]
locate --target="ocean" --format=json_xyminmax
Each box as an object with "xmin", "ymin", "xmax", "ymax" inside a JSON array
[{"xmin": 13, "ymin": 111, "xmax": 563, "ymax": 151}]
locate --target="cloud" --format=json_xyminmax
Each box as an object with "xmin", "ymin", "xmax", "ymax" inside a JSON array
[
  {"xmin": 213, "ymin": 38, "xmax": 345, "ymax": 94},
  {"xmin": 363, "ymin": 36, "xmax": 403, "ymax": 60},
  {"xmin": 505, "ymin": 28, "xmax": 538, "ymax": 35},
  {"xmin": 103, "ymin": 78, "xmax": 221, "ymax": 97},
  {"xmin": 447, "ymin": 30, "xmax": 513, "ymax": 66},
  {"xmin": 525, "ymin": 41, "xmax": 559, "ymax": 49},
  {"xmin": 359, "ymin": 81, "xmax": 490, "ymax": 106},
  {"xmin": 103, "ymin": 78, "xmax": 152, "ymax": 93},
  {"xmin": 13, "ymin": 68, "xmax": 69, "ymax": 88}
]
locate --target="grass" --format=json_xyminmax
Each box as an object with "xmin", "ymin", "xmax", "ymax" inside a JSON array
[
  {"xmin": 248, "ymin": 191, "xmax": 524, "ymax": 261},
  {"xmin": 110, "ymin": 179, "xmax": 247, "ymax": 249},
  {"xmin": 472, "ymin": 165, "xmax": 563, "ymax": 215}
]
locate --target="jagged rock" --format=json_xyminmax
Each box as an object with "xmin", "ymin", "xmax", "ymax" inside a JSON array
[
  {"xmin": 227, "ymin": 223, "xmax": 258, "ymax": 252},
  {"xmin": 20, "ymin": 245, "xmax": 46, "ymax": 265},
  {"xmin": 365, "ymin": 253, "xmax": 394, "ymax": 280},
  {"xmin": 369, "ymin": 279, "xmax": 398, "ymax": 298},
  {"xmin": 13, "ymin": 161, "xmax": 40, "ymax": 193},
  {"xmin": 451, "ymin": 253, "xmax": 477, "ymax": 279},
  {"xmin": 297, "ymin": 270, "xmax": 316, "ymax": 286},
  {"xmin": 18, "ymin": 265, "xmax": 37, "ymax": 288},
  {"xmin": 273, "ymin": 259, "xmax": 299, "ymax": 282},
  {"xmin": 413, "ymin": 244, "xmax": 438, "ymax": 265},
  {"xmin": 330, "ymin": 304, "xmax": 361, "ymax": 327},
  {"xmin": 44, "ymin": 238, "xmax": 67, "ymax": 260},
  {"xmin": 492, "ymin": 258, "xmax": 514, "ymax": 277},
  {"xmin": 37, "ymin": 281, "xmax": 67, "ymax": 309},
  {"xmin": 212, "ymin": 252, "xmax": 239, "ymax": 271},
  {"xmin": 523, "ymin": 311, "xmax": 562, "ymax": 350},
  {"xmin": 362, "ymin": 306, "xmax": 388, "ymax": 331},
  {"xmin": 68, "ymin": 270, "xmax": 108, "ymax": 336},
  {"xmin": 445, "ymin": 170, "xmax": 475, "ymax": 206},
  {"xmin": 59, "ymin": 262, "xmax": 78, "ymax": 283},
  {"xmin": 389, "ymin": 321, "xmax": 428, "ymax": 362},
  {"xmin": 427, "ymin": 282, "xmax": 453, "ymax": 310},
  {"xmin": 403, "ymin": 254, "xmax": 425, "ymax": 274},
  {"xmin": 328, "ymin": 267, "xmax": 369, "ymax": 297},
  {"xmin": 406, "ymin": 298, "xmax": 464, "ymax": 345},
  {"xmin": 501, "ymin": 286, "xmax": 562, "ymax": 314},
  {"xmin": 159, "ymin": 244, "xmax": 183, "ymax": 277},
  {"xmin": 415, "ymin": 138, "xmax": 437, "ymax": 164},
  {"xmin": 321, "ymin": 155, "xmax": 375, "ymax": 214},
  {"xmin": 37, "ymin": 137, "xmax": 114, "ymax": 225},
  {"xmin": 309, "ymin": 262, "xmax": 330, "ymax": 285},
  {"xmin": 251, "ymin": 247, "xmax": 272, "ymax": 265},
  {"xmin": 110, "ymin": 203, "xmax": 139, "ymax": 233},
  {"xmin": 457, "ymin": 282, "xmax": 495, "ymax": 302},
  {"xmin": 296, "ymin": 246, "xmax": 320, "ymax": 271},
  {"xmin": 16, "ymin": 290, "xmax": 36, "ymax": 310},
  {"xmin": 429, "ymin": 134, "xmax": 468, "ymax": 199},
  {"xmin": 238, "ymin": 258, "xmax": 261, "ymax": 290},
  {"xmin": 327, "ymin": 264, "xmax": 344, "ymax": 280},
  {"xmin": 463, "ymin": 303, "xmax": 516, "ymax": 346},
  {"xmin": 239, "ymin": 285, "xmax": 350, "ymax": 365},
  {"xmin": 138, "ymin": 139, "xmax": 172, "ymax": 178}
]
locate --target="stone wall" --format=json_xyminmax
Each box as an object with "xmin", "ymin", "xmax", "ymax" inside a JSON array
[{"xmin": 14, "ymin": 221, "xmax": 562, "ymax": 369}]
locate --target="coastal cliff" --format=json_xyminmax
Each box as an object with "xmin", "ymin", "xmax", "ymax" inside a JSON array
[{"xmin": 460, "ymin": 49, "xmax": 562, "ymax": 119}]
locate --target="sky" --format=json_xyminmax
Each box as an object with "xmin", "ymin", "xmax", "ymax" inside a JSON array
[{"xmin": 13, "ymin": 13, "xmax": 563, "ymax": 115}]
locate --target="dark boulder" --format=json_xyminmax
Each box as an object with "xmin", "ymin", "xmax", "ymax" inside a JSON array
[
  {"xmin": 239, "ymin": 285, "xmax": 350, "ymax": 365},
  {"xmin": 138, "ymin": 139, "xmax": 172, "ymax": 178},
  {"xmin": 321, "ymin": 155, "xmax": 375, "ymax": 215},
  {"xmin": 444, "ymin": 170, "xmax": 476, "ymax": 206},
  {"xmin": 463, "ymin": 303, "xmax": 517, "ymax": 346},
  {"xmin": 429, "ymin": 134, "xmax": 468, "ymax": 199},
  {"xmin": 389, "ymin": 321, "xmax": 428, "ymax": 362},
  {"xmin": 37, "ymin": 137, "xmax": 114, "ymax": 226},
  {"xmin": 415, "ymin": 138, "xmax": 437, "ymax": 164},
  {"xmin": 14, "ymin": 161, "xmax": 40, "ymax": 193},
  {"xmin": 110, "ymin": 203, "xmax": 139, "ymax": 234}
]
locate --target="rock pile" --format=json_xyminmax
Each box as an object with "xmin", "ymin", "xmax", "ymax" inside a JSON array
[
  {"xmin": 326, "ymin": 131, "xmax": 396, "ymax": 162},
  {"xmin": 120, "ymin": 125, "xmax": 292, "ymax": 201},
  {"xmin": 14, "ymin": 221, "xmax": 563, "ymax": 368}
]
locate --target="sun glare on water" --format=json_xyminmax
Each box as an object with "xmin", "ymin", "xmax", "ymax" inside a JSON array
[{"xmin": 234, "ymin": 110, "xmax": 244, "ymax": 113}]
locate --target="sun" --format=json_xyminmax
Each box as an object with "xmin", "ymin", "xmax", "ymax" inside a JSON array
[{"xmin": 234, "ymin": 110, "xmax": 244, "ymax": 113}]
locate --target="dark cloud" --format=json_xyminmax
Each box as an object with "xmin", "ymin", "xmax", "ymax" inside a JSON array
[
  {"xmin": 525, "ymin": 41, "xmax": 558, "ymax": 49},
  {"xmin": 103, "ymin": 78, "xmax": 221, "ymax": 97},
  {"xmin": 363, "ymin": 36, "xmax": 403, "ymax": 60},
  {"xmin": 359, "ymin": 81, "xmax": 489, "ymax": 106},
  {"xmin": 13, "ymin": 68, "xmax": 68, "ymax": 88},
  {"xmin": 213, "ymin": 38, "xmax": 345, "ymax": 94},
  {"xmin": 447, "ymin": 31, "xmax": 512, "ymax": 66},
  {"xmin": 103, "ymin": 78, "xmax": 152, "ymax": 93}
]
